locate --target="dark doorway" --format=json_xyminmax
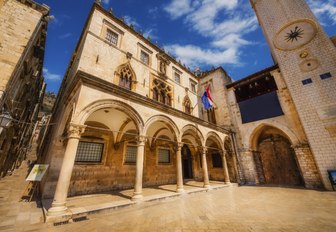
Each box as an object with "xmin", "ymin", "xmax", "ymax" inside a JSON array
[
  {"xmin": 182, "ymin": 145, "xmax": 193, "ymax": 179},
  {"xmin": 257, "ymin": 128, "xmax": 303, "ymax": 186}
]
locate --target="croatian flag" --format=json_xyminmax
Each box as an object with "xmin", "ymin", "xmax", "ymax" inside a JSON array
[{"xmin": 201, "ymin": 87, "xmax": 214, "ymax": 110}]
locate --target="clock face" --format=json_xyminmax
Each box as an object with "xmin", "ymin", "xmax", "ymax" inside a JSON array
[{"xmin": 274, "ymin": 19, "xmax": 317, "ymax": 51}]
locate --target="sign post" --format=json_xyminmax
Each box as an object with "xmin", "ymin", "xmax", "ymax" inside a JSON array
[{"xmin": 22, "ymin": 164, "xmax": 49, "ymax": 202}]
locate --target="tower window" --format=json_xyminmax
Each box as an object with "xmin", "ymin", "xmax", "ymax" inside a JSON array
[
  {"xmin": 320, "ymin": 72, "xmax": 332, "ymax": 80},
  {"xmin": 174, "ymin": 72, "xmax": 181, "ymax": 84},
  {"xmin": 302, "ymin": 78, "xmax": 312, "ymax": 85}
]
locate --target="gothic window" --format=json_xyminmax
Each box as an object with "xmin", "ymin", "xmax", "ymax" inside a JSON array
[
  {"xmin": 106, "ymin": 29, "xmax": 118, "ymax": 46},
  {"xmin": 207, "ymin": 108, "xmax": 216, "ymax": 124},
  {"xmin": 152, "ymin": 78, "xmax": 173, "ymax": 106},
  {"xmin": 183, "ymin": 97, "xmax": 192, "ymax": 114},
  {"xmin": 153, "ymin": 88, "xmax": 159, "ymax": 101},
  {"xmin": 117, "ymin": 65, "xmax": 134, "ymax": 90}
]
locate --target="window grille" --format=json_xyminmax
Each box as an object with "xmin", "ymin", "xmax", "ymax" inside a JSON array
[
  {"xmin": 140, "ymin": 50, "xmax": 149, "ymax": 65},
  {"xmin": 106, "ymin": 29, "xmax": 118, "ymax": 46},
  {"xmin": 75, "ymin": 141, "xmax": 103, "ymax": 162},
  {"xmin": 158, "ymin": 148, "xmax": 170, "ymax": 163},
  {"xmin": 125, "ymin": 145, "xmax": 137, "ymax": 164},
  {"xmin": 212, "ymin": 153, "xmax": 223, "ymax": 168},
  {"xmin": 175, "ymin": 72, "xmax": 180, "ymax": 83}
]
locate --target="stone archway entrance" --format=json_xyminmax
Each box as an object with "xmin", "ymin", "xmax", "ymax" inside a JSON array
[
  {"xmin": 182, "ymin": 144, "xmax": 193, "ymax": 179},
  {"xmin": 256, "ymin": 127, "xmax": 303, "ymax": 186}
]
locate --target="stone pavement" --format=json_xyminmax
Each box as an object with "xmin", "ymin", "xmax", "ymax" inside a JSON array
[
  {"xmin": 0, "ymin": 158, "xmax": 44, "ymax": 231},
  {"xmin": 1, "ymin": 182, "xmax": 336, "ymax": 231}
]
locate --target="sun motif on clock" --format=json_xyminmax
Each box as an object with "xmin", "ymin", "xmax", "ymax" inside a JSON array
[
  {"xmin": 274, "ymin": 19, "xmax": 317, "ymax": 51},
  {"xmin": 285, "ymin": 26, "xmax": 304, "ymax": 42}
]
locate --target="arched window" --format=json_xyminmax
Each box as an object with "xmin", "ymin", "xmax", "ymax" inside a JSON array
[
  {"xmin": 183, "ymin": 96, "xmax": 192, "ymax": 114},
  {"xmin": 115, "ymin": 63, "xmax": 136, "ymax": 91},
  {"xmin": 119, "ymin": 66, "xmax": 132, "ymax": 90},
  {"xmin": 152, "ymin": 78, "xmax": 172, "ymax": 106}
]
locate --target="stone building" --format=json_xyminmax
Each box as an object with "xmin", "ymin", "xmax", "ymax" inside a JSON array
[
  {"xmin": 0, "ymin": 0, "xmax": 49, "ymax": 177},
  {"xmin": 41, "ymin": 2, "xmax": 234, "ymax": 219},
  {"xmin": 40, "ymin": 0, "xmax": 335, "ymax": 221},
  {"xmin": 246, "ymin": 0, "xmax": 336, "ymax": 190}
]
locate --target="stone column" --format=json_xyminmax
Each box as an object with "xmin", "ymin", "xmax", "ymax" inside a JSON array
[
  {"xmin": 132, "ymin": 135, "xmax": 146, "ymax": 200},
  {"xmin": 47, "ymin": 123, "xmax": 86, "ymax": 216},
  {"xmin": 176, "ymin": 142, "xmax": 184, "ymax": 193},
  {"xmin": 222, "ymin": 151, "xmax": 230, "ymax": 184},
  {"xmin": 201, "ymin": 147, "xmax": 210, "ymax": 188}
]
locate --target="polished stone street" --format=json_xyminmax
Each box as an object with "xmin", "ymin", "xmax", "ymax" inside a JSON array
[{"xmin": 2, "ymin": 183, "xmax": 336, "ymax": 231}]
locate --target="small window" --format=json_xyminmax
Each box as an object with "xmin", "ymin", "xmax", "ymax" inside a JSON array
[
  {"xmin": 174, "ymin": 72, "xmax": 181, "ymax": 84},
  {"xmin": 320, "ymin": 72, "xmax": 332, "ymax": 80},
  {"xmin": 212, "ymin": 153, "xmax": 223, "ymax": 168},
  {"xmin": 140, "ymin": 50, "xmax": 149, "ymax": 65},
  {"xmin": 302, "ymin": 78, "xmax": 312, "ymax": 85},
  {"xmin": 75, "ymin": 141, "xmax": 104, "ymax": 163},
  {"xmin": 106, "ymin": 29, "xmax": 118, "ymax": 46},
  {"xmin": 158, "ymin": 148, "xmax": 170, "ymax": 164},
  {"xmin": 190, "ymin": 79, "xmax": 197, "ymax": 93},
  {"xmin": 125, "ymin": 145, "xmax": 137, "ymax": 164}
]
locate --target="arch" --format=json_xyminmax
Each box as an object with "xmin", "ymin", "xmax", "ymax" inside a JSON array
[
  {"xmin": 75, "ymin": 99, "xmax": 144, "ymax": 135},
  {"xmin": 144, "ymin": 115, "xmax": 180, "ymax": 140},
  {"xmin": 249, "ymin": 123, "xmax": 299, "ymax": 150},
  {"xmin": 114, "ymin": 62, "xmax": 137, "ymax": 91},
  {"xmin": 205, "ymin": 131, "xmax": 224, "ymax": 150},
  {"xmin": 180, "ymin": 124, "xmax": 205, "ymax": 146}
]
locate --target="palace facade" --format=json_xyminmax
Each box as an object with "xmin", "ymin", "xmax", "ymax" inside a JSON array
[{"xmin": 38, "ymin": 0, "xmax": 336, "ymax": 221}]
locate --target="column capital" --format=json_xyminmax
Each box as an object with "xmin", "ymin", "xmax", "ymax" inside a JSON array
[
  {"xmin": 67, "ymin": 123, "xmax": 86, "ymax": 139},
  {"xmin": 201, "ymin": 146, "xmax": 207, "ymax": 154},
  {"xmin": 175, "ymin": 142, "xmax": 183, "ymax": 151},
  {"xmin": 137, "ymin": 135, "xmax": 146, "ymax": 146}
]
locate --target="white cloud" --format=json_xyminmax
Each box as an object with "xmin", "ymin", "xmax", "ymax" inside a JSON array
[
  {"xmin": 143, "ymin": 28, "xmax": 159, "ymax": 40},
  {"xmin": 102, "ymin": 0, "xmax": 110, "ymax": 5},
  {"xmin": 307, "ymin": 0, "xmax": 336, "ymax": 24},
  {"xmin": 58, "ymin": 33, "xmax": 72, "ymax": 39},
  {"xmin": 164, "ymin": 0, "xmax": 257, "ymax": 67},
  {"xmin": 124, "ymin": 15, "xmax": 140, "ymax": 28},
  {"xmin": 43, "ymin": 68, "xmax": 62, "ymax": 81},
  {"xmin": 164, "ymin": 0, "xmax": 193, "ymax": 19},
  {"xmin": 165, "ymin": 45, "xmax": 239, "ymax": 67}
]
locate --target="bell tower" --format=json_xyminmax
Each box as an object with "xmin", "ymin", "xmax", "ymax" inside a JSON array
[{"xmin": 251, "ymin": 0, "xmax": 336, "ymax": 190}]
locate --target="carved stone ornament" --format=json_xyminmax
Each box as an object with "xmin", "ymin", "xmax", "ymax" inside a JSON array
[
  {"xmin": 137, "ymin": 135, "xmax": 146, "ymax": 146},
  {"xmin": 156, "ymin": 53, "xmax": 171, "ymax": 78},
  {"xmin": 67, "ymin": 123, "xmax": 86, "ymax": 139},
  {"xmin": 274, "ymin": 19, "xmax": 317, "ymax": 51}
]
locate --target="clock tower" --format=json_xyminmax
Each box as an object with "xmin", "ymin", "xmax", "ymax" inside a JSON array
[{"xmin": 250, "ymin": 0, "xmax": 336, "ymax": 190}]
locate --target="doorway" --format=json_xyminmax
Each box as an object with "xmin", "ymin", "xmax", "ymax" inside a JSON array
[
  {"xmin": 257, "ymin": 127, "xmax": 303, "ymax": 186},
  {"xmin": 182, "ymin": 145, "xmax": 193, "ymax": 179}
]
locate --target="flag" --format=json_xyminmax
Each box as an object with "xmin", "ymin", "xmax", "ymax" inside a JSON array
[{"xmin": 201, "ymin": 87, "xmax": 214, "ymax": 110}]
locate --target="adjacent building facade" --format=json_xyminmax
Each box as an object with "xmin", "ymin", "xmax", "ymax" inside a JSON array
[{"xmin": 0, "ymin": 0, "xmax": 49, "ymax": 177}]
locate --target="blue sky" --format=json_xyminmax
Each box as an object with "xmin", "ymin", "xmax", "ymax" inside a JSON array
[{"xmin": 36, "ymin": 0, "xmax": 336, "ymax": 93}]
